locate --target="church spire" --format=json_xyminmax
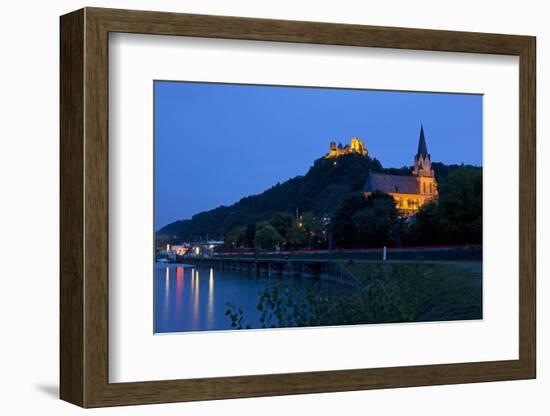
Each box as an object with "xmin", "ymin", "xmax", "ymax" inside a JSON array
[
  {"xmin": 413, "ymin": 124, "xmax": 434, "ymax": 177},
  {"xmin": 417, "ymin": 124, "xmax": 428, "ymax": 157}
]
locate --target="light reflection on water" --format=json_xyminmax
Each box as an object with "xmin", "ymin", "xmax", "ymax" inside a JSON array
[
  {"xmin": 163, "ymin": 267, "xmax": 169, "ymax": 322},
  {"xmin": 207, "ymin": 268, "xmax": 214, "ymax": 327},
  {"xmin": 154, "ymin": 263, "xmax": 351, "ymax": 333}
]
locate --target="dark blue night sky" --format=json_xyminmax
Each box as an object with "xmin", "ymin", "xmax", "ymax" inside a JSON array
[{"xmin": 154, "ymin": 81, "xmax": 482, "ymax": 229}]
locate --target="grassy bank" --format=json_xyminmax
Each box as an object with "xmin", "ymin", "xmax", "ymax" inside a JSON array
[
  {"xmin": 342, "ymin": 260, "xmax": 482, "ymax": 322},
  {"xmin": 225, "ymin": 260, "xmax": 482, "ymax": 329}
]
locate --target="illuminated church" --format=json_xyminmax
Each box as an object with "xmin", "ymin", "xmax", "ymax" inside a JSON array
[{"xmin": 363, "ymin": 126, "xmax": 438, "ymax": 216}]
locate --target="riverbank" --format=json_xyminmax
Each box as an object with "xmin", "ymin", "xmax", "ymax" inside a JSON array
[
  {"xmin": 341, "ymin": 260, "xmax": 482, "ymax": 322},
  {"xmin": 155, "ymin": 259, "xmax": 483, "ymax": 333}
]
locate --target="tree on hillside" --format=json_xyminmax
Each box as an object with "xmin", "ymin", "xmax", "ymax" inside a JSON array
[
  {"xmin": 353, "ymin": 192, "xmax": 400, "ymax": 248},
  {"xmin": 407, "ymin": 167, "xmax": 482, "ymax": 245},
  {"xmin": 405, "ymin": 201, "xmax": 442, "ymax": 245},
  {"xmin": 330, "ymin": 193, "xmax": 370, "ymax": 248},
  {"xmin": 244, "ymin": 223, "xmax": 257, "ymax": 247},
  {"xmin": 254, "ymin": 222, "xmax": 283, "ymax": 250},
  {"xmin": 437, "ymin": 167, "xmax": 482, "ymax": 244},
  {"xmin": 286, "ymin": 211, "xmax": 321, "ymax": 249},
  {"xmin": 224, "ymin": 226, "xmax": 247, "ymax": 248},
  {"xmin": 300, "ymin": 211, "xmax": 321, "ymax": 249},
  {"xmin": 269, "ymin": 212, "xmax": 295, "ymax": 242},
  {"xmin": 331, "ymin": 191, "xmax": 401, "ymax": 248}
]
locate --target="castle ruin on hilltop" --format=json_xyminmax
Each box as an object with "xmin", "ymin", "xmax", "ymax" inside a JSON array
[{"xmin": 325, "ymin": 137, "xmax": 368, "ymax": 158}]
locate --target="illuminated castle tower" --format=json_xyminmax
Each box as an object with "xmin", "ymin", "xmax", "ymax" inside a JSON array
[{"xmin": 326, "ymin": 137, "xmax": 368, "ymax": 158}]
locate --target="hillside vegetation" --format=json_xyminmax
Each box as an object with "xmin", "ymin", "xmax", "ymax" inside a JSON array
[
  {"xmin": 157, "ymin": 153, "xmax": 481, "ymax": 249},
  {"xmin": 158, "ymin": 154, "xmax": 382, "ymax": 241}
]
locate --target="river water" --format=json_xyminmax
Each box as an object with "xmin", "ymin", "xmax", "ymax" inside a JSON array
[{"xmin": 154, "ymin": 263, "xmax": 351, "ymax": 333}]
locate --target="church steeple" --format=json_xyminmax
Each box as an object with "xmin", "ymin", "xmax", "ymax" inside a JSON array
[
  {"xmin": 413, "ymin": 125, "xmax": 434, "ymax": 177},
  {"xmin": 417, "ymin": 125, "xmax": 428, "ymax": 157}
]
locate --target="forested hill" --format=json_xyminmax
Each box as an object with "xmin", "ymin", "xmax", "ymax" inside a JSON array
[
  {"xmin": 157, "ymin": 154, "xmax": 382, "ymax": 241},
  {"xmin": 156, "ymin": 153, "xmax": 478, "ymax": 243}
]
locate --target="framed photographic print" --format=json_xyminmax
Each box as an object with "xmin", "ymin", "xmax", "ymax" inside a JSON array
[{"xmin": 60, "ymin": 7, "xmax": 536, "ymax": 407}]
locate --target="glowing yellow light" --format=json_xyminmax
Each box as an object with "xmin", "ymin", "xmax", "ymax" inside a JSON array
[
  {"xmin": 193, "ymin": 270, "xmax": 200, "ymax": 320},
  {"xmin": 207, "ymin": 268, "xmax": 214, "ymax": 326},
  {"xmin": 164, "ymin": 267, "xmax": 170, "ymax": 320}
]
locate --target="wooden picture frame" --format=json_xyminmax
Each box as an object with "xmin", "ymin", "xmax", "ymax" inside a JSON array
[{"xmin": 60, "ymin": 7, "xmax": 536, "ymax": 408}]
